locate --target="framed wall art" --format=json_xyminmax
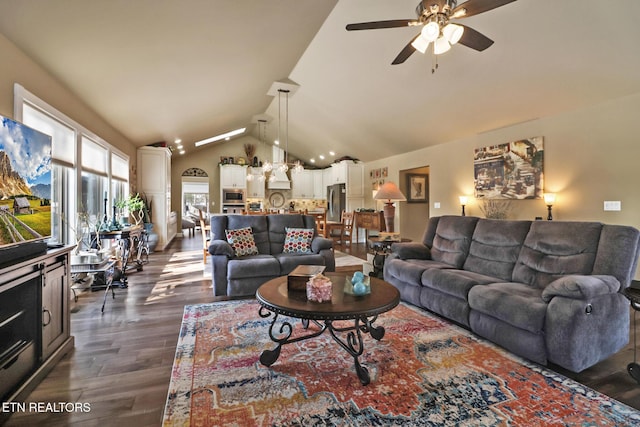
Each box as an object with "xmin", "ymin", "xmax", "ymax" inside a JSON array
[
  {"xmin": 406, "ymin": 173, "xmax": 428, "ymax": 203},
  {"xmin": 474, "ymin": 136, "xmax": 544, "ymax": 199}
]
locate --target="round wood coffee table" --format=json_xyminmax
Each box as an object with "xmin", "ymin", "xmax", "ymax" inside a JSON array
[{"xmin": 256, "ymin": 272, "xmax": 400, "ymax": 385}]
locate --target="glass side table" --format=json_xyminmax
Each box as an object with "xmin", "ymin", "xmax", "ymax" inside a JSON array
[{"xmin": 70, "ymin": 255, "xmax": 117, "ymax": 313}]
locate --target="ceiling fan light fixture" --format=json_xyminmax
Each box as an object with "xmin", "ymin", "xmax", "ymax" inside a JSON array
[
  {"xmin": 421, "ymin": 21, "xmax": 440, "ymax": 42},
  {"xmin": 443, "ymin": 23, "xmax": 464, "ymax": 45},
  {"xmin": 411, "ymin": 35, "xmax": 430, "ymax": 54},
  {"xmin": 434, "ymin": 36, "xmax": 451, "ymax": 55}
]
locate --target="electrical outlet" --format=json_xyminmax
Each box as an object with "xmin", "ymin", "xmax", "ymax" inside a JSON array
[
  {"xmin": 604, "ymin": 201, "xmax": 621, "ymax": 211},
  {"xmin": 434, "ymin": 202, "xmax": 441, "ymax": 209}
]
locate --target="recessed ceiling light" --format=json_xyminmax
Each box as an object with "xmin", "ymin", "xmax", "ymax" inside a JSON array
[
  {"xmin": 194, "ymin": 127, "xmax": 246, "ymax": 147},
  {"xmin": 329, "ymin": 151, "xmax": 335, "ymax": 156},
  {"xmin": 177, "ymin": 144, "xmax": 183, "ymax": 149},
  {"xmin": 310, "ymin": 158, "xmax": 316, "ymax": 163},
  {"xmin": 179, "ymin": 150, "xmax": 185, "ymax": 155},
  {"xmin": 274, "ymin": 140, "xmax": 280, "ymax": 145},
  {"xmin": 319, "ymin": 154, "xmax": 325, "ymax": 160},
  {"xmin": 174, "ymin": 138, "xmax": 182, "ymax": 144}
]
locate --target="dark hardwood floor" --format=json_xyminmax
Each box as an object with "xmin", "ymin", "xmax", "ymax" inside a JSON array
[{"xmin": 4, "ymin": 235, "xmax": 640, "ymax": 425}]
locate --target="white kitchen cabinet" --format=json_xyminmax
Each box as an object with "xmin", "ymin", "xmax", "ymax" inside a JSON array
[
  {"xmin": 246, "ymin": 167, "xmax": 265, "ymax": 198},
  {"xmin": 291, "ymin": 170, "xmax": 315, "ymax": 198},
  {"xmin": 220, "ymin": 164, "xmax": 248, "ymax": 189},
  {"xmin": 137, "ymin": 146, "xmax": 175, "ymax": 250},
  {"xmin": 346, "ymin": 163, "xmax": 364, "ymax": 198},
  {"xmin": 313, "ymin": 170, "xmax": 325, "ymax": 199},
  {"xmin": 329, "ymin": 162, "xmax": 347, "ymax": 184}
]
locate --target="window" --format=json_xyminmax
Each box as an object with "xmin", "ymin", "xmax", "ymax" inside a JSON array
[{"xmin": 15, "ymin": 84, "xmax": 130, "ymax": 246}]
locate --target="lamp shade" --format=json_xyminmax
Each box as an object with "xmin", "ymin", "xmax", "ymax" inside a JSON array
[
  {"xmin": 374, "ymin": 182, "xmax": 407, "ymax": 202},
  {"xmin": 411, "ymin": 35, "xmax": 430, "ymax": 54},
  {"xmin": 421, "ymin": 21, "xmax": 440, "ymax": 42},
  {"xmin": 544, "ymin": 193, "xmax": 556, "ymax": 205},
  {"xmin": 434, "ymin": 36, "xmax": 451, "ymax": 55}
]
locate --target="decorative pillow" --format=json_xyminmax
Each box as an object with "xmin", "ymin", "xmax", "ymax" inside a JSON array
[
  {"xmin": 283, "ymin": 227, "xmax": 314, "ymax": 254},
  {"xmin": 225, "ymin": 227, "xmax": 259, "ymax": 257}
]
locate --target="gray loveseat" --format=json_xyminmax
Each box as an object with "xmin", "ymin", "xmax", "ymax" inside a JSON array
[
  {"xmin": 384, "ymin": 215, "xmax": 640, "ymax": 372},
  {"xmin": 208, "ymin": 214, "xmax": 335, "ymax": 297}
]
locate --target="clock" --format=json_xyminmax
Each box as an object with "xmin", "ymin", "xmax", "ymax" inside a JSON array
[{"xmin": 269, "ymin": 192, "xmax": 285, "ymax": 208}]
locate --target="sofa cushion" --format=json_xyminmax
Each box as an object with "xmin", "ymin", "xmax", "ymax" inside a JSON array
[
  {"xmin": 512, "ymin": 221, "xmax": 602, "ymax": 289},
  {"xmin": 227, "ymin": 255, "xmax": 280, "ymax": 279},
  {"xmin": 282, "ymin": 227, "xmax": 314, "ymax": 253},
  {"xmin": 384, "ymin": 258, "xmax": 453, "ymax": 286},
  {"xmin": 468, "ymin": 282, "xmax": 547, "ymax": 334},
  {"xmin": 463, "ymin": 219, "xmax": 531, "ymax": 281},
  {"xmin": 275, "ymin": 253, "xmax": 326, "ymax": 275},
  {"xmin": 225, "ymin": 227, "xmax": 259, "ymax": 257},
  {"xmin": 430, "ymin": 216, "xmax": 479, "ymax": 268},
  {"xmin": 422, "ymin": 269, "xmax": 499, "ymax": 300},
  {"xmin": 227, "ymin": 215, "xmax": 270, "ymax": 254},
  {"xmin": 268, "ymin": 214, "xmax": 315, "ymax": 254}
]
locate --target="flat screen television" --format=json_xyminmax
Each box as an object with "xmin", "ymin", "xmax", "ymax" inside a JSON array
[{"xmin": 0, "ymin": 114, "xmax": 52, "ymax": 262}]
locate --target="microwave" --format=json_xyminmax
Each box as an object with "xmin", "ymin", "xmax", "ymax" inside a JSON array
[{"xmin": 222, "ymin": 189, "xmax": 245, "ymax": 204}]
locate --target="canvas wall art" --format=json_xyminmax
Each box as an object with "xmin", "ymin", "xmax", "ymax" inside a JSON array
[
  {"xmin": 474, "ymin": 137, "xmax": 544, "ymax": 199},
  {"xmin": 0, "ymin": 115, "xmax": 52, "ymax": 247}
]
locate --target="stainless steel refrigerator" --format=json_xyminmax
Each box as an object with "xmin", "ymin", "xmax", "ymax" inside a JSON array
[{"xmin": 327, "ymin": 183, "xmax": 346, "ymax": 222}]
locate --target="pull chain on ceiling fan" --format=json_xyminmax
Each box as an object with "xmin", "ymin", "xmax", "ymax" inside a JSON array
[{"xmin": 346, "ymin": 0, "xmax": 518, "ymax": 69}]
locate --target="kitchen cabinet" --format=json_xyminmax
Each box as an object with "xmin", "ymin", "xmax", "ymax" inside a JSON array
[
  {"xmin": 312, "ymin": 170, "xmax": 325, "ymax": 199},
  {"xmin": 291, "ymin": 170, "xmax": 315, "ymax": 198},
  {"xmin": 220, "ymin": 164, "xmax": 247, "ymax": 189},
  {"xmin": 329, "ymin": 162, "xmax": 347, "ymax": 184},
  {"xmin": 246, "ymin": 168, "xmax": 265, "ymax": 198},
  {"xmin": 346, "ymin": 163, "xmax": 364, "ymax": 198},
  {"xmin": 137, "ymin": 146, "xmax": 176, "ymax": 250}
]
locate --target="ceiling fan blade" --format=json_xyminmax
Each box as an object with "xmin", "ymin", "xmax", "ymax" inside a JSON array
[
  {"xmin": 346, "ymin": 19, "xmax": 419, "ymax": 31},
  {"xmin": 452, "ymin": 0, "xmax": 517, "ymax": 18},
  {"xmin": 391, "ymin": 35, "xmax": 419, "ymax": 65},
  {"xmin": 457, "ymin": 25, "xmax": 494, "ymax": 51}
]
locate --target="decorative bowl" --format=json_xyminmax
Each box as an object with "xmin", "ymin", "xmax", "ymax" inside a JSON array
[{"xmin": 344, "ymin": 274, "xmax": 371, "ymax": 296}]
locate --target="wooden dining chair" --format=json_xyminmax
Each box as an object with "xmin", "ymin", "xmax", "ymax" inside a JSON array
[
  {"xmin": 311, "ymin": 209, "xmax": 327, "ymax": 237},
  {"xmin": 198, "ymin": 209, "xmax": 211, "ymax": 264},
  {"xmin": 329, "ymin": 210, "xmax": 354, "ymax": 248}
]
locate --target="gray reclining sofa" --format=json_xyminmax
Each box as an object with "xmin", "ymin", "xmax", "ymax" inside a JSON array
[
  {"xmin": 208, "ymin": 214, "xmax": 335, "ymax": 297},
  {"xmin": 384, "ymin": 215, "xmax": 640, "ymax": 372}
]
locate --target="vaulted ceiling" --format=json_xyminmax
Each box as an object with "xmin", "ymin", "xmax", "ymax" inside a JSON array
[{"xmin": 1, "ymin": 0, "xmax": 639, "ymax": 167}]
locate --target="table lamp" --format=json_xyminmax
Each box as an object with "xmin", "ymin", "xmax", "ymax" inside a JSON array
[
  {"xmin": 374, "ymin": 182, "xmax": 406, "ymax": 232},
  {"xmin": 544, "ymin": 193, "xmax": 556, "ymax": 220}
]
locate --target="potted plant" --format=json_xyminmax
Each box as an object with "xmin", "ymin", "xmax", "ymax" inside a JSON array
[{"xmin": 116, "ymin": 194, "xmax": 146, "ymax": 226}]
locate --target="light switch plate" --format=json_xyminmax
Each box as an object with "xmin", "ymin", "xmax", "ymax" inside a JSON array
[
  {"xmin": 434, "ymin": 202, "xmax": 441, "ymax": 209},
  {"xmin": 604, "ymin": 201, "xmax": 621, "ymax": 211}
]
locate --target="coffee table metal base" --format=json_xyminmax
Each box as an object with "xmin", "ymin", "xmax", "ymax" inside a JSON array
[{"xmin": 258, "ymin": 306, "xmax": 385, "ymax": 385}]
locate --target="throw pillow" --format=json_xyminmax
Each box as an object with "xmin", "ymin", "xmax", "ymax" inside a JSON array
[
  {"xmin": 225, "ymin": 227, "xmax": 259, "ymax": 257},
  {"xmin": 283, "ymin": 227, "xmax": 314, "ymax": 254}
]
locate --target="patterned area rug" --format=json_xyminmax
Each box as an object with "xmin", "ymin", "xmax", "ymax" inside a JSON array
[{"xmin": 163, "ymin": 301, "xmax": 640, "ymax": 426}]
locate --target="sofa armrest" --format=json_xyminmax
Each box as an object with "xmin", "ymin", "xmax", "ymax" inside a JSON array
[
  {"xmin": 311, "ymin": 237, "xmax": 333, "ymax": 253},
  {"xmin": 541, "ymin": 275, "xmax": 621, "ymax": 302},
  {"xmin": 208, "ymin": 240, "xmax": 235, "ymax": 258},
  {"xmin": 390, "ymin": 242, "xmax": 431, "ymax": 260}
]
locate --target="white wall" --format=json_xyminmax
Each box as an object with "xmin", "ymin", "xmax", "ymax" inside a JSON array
[{"xmin": 364, "ymin": 92, "xmax": 640, "ymax": 248}]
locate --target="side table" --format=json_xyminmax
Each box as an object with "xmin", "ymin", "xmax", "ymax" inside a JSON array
[
  {"xmin": 70, "ymin": 255, "xmax": 117, "ymax": 313},
  {"xmin": 367, "ymin": 237, "xmax": 411, "ymax": 278},
  {"xmin": 623, "ymin": 281, "xmax": 640, "ymax": 384}
]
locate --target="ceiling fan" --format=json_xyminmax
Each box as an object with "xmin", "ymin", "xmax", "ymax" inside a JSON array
[{"xmin": 346, "ymin": 0, "xmax": 518, "ymax": 65}]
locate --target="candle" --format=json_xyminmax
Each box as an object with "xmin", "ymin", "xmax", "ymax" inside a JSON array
[{"xmin": 104, "ymin": 191, "xmax": 107, "ymax": 200}]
